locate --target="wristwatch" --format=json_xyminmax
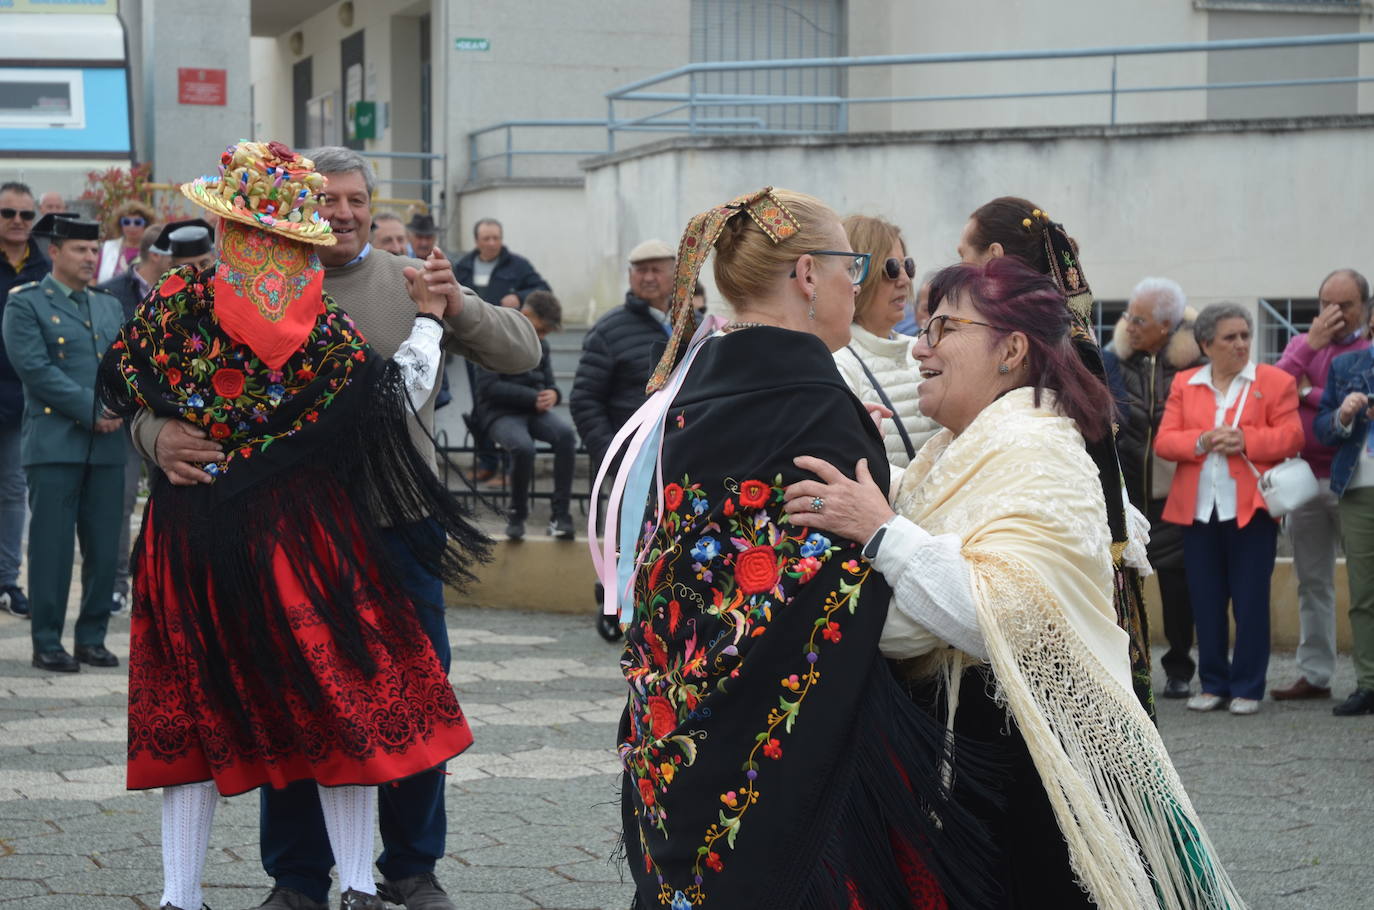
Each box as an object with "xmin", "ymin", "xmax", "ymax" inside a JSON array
[{"xmin": 862, "ymin": 518, "xmax": 894, "ymax": 560}]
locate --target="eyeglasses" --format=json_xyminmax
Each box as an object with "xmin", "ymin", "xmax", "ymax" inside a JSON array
[
  {"xmin": 120, "ymin": 216, "xmax": 147, "ymax": 227},
  {"xmin": 916, "ymin": 314, "xmax": 1008, "ymax": 349},
  {"xmin": 790, "ymin": 251, "xmax": 871, "ymax": 286},
  {"xmin": 0, "ymin": 208, "xmax": 36, "ymax": 222},
  {"xmin": 881, "ymin": 257, "xmax": 916, "ymax": 281}
]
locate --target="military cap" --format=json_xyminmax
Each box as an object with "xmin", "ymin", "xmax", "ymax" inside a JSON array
[
  {"xmin": 154, "ymin": 218, "xmax": 214, "ymax": 258},
  {"xmin": 31, "ymin": 212, "xmax": 81, "ymax": 238}
]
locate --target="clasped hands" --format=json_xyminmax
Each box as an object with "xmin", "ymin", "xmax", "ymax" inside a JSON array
[
  {"xmin": 403, "ymin": 249, "xmax": 466, "ymax": 319},
  {"xmin": 1198, "ymin": 426, "xmax": 1246, "ymax": 456}
]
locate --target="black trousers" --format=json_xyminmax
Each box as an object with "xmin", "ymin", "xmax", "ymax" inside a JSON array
[{"xmin": 1148, "ymin": 499, "xmax": 1195, "ymax": 682}]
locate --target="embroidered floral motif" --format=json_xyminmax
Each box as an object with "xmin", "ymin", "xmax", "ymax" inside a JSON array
[
  {"xmin": 108, "ymin": 266, "xmax": 366, "ymax": 478},
  {"xmin": 620, "ymin": 474, "xmax": 867, "ymax": 907}
]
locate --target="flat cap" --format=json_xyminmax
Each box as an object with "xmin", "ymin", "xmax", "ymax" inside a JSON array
[{"xmin": 628, "ymin": 239, "xmax": 674, "ymax": 264}]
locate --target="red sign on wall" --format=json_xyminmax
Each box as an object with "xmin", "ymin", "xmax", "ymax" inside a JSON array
[{"xmin": 177, "ymin": 68, "xmax": 227, "ymax": 106}]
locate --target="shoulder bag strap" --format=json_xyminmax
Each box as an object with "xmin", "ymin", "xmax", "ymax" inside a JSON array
[
  {"xmin": 1228, "ymin": 378, "xmax": 1264, "ymax": 480},
  {"xmin": 847, "ymin": 345, "xmax": 915, "ymax": 460}
]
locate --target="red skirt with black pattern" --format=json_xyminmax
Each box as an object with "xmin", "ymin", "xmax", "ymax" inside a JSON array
[{"xmin": 125, "ymin": 504, "xmax": 473, "ymax": 797}]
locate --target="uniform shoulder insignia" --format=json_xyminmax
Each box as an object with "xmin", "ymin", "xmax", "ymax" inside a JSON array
[{"xmin": 10, "ymin": 281, "xmax": 38, "ymax": 294}]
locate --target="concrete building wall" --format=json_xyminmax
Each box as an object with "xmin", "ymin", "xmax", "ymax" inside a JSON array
[
  {"xmin": 140, "ymin": 0, "xmax": 252, "ymax": 185},
  {"xmin": 582, "ymin": 116, "xmax": 1373, "ymax": 323},
  {"xmin": 454, "ymin": 182, "xmax": 599, "ymax": 323}
]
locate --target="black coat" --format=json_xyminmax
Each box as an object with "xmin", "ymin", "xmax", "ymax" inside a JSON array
[
  {"xmin": 1102, "ymin": 313, "xmax": 1201, "ymax": 570},
  {"xmin": 569, "ymin": 293, "xmax": 669, "ymax": 467},
  {"xmin": 0, "ymin": 238, "xmax": 52, "ymax": 424},
  {"xmin": 96, "ymin": 267, "xmax": 150, "ymax": 321},
  {"xmin": 472, "ymin": 338, "xmax": 559, "ymax": 434},
  {"xmin": 453, "ymin": 246, "xmax": 550, "ymax": 306}
]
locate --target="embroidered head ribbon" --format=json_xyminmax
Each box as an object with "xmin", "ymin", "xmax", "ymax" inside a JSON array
[
  {"xmin": 1032, "ymin": 210, "xmax": 1095, "ymax": 331},
  {"xmin": 646, "ymin": 186, "xmax": 802, "ymax": 392}
]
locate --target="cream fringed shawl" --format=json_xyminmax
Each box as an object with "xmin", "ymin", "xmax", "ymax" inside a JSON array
[{"xmin": 894, "ymin": 388, "xmax": 1245, "ymax": 910}]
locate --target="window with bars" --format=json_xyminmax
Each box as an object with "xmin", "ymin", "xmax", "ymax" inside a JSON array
[
  {"xmin": 1258, "ymin": 297, "xmax": 1320, "ymax": 364},
  {"xmin": 689, "ymin": 0, "xmax": 847, "ymax": 132}
]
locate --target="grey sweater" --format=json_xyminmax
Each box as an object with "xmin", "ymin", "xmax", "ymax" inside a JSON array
[{"xmin": 130, "ymin": 249, "xmax": 541, "ymax": 471}]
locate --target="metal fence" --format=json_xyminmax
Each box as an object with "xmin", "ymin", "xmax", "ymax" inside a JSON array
[
  {"xmin": 1258, "ymin": 297, "xmax": 1321, "ymax": 364},
  {"xmin": 467, "ymin": 31, "xmax": 1374, "ymax": 180}
]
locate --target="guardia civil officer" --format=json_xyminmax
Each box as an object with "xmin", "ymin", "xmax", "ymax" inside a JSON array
[{"xmin": 2, "ymin": 216, "xmax": 126, "ymax": 672}]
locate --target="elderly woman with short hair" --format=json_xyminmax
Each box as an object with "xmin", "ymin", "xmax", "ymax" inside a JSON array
[
  {"xmin": 833, "ymin": 215, "xmax": 938, "ymax": 467},
  {"xmin": 784, "ymin": 257, "xmax": 1244, "ymax": 909},
  {"xmin": 1156, "ymin": 303, "xmax": 1304, "ymax": 716},
  {"xmin": 1103, "ymin": 277, "xmax": 1203, "ymax": 700}
]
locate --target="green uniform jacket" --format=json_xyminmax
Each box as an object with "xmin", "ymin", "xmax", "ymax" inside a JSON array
[{"xmin": 1, "ymin": 275, "xmax": 126, "ymax": 466}]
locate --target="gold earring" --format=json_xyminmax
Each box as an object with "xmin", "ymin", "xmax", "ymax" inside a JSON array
[{"xmin": 809, "ymin": 291, "xmax": 817, "ymax": 321}]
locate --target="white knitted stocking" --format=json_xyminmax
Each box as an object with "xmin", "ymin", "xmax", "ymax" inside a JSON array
[
  {"xmin": 316, "ymin": 783, "xmax": 377, "ymax": 895},
  {"xmin": 160, "ymin": 780, "xmax": 218, "ymax": 910}
]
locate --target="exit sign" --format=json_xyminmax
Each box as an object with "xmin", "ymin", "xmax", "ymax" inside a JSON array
[{"xmin": 454, "ymin": 37, "xmax": 490, "ymax": 52}]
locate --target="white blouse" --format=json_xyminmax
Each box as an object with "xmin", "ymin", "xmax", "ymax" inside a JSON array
[
  {"xmin": 393, "ymin": 316, "xmax": 446, "ymax": 411},
  {"xmin": 1188, "ymin": 362, "xmax": 1256, "ymax": 523}
]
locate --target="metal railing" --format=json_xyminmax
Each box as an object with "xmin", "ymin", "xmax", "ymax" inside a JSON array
[
  {"xmin": 466, "ymin": 32, "xmax": 1374, "ymax": 178},
  {"xmin": 467, "ymin": 117, "xmax": 764, "ymax": 181}
]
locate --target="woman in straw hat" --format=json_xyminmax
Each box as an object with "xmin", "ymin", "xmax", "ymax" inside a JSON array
[
  {"xmin": 99, "ymin": 140, "xmax": 487, "ymax": 910},
  {"xmin": 590, "ymin": 188, "xmax": 997, "ymax": 910}
]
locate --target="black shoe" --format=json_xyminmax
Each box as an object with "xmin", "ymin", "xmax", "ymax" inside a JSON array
[
  {"xmin": 1, "ymin": 584, "xmax": 29, "ymax": 618},
  {"xmin": 596, "ymin": 612, "xmax": 623, "ymax": 643},
  {"xmin": 1332, "ymin": 688, "xmax": 1374, "ymax": 717},
  {"xmin": 32, "ymin": 649, "xmax": 79, "ymax": 673},
  {"xmin": 73, "ymin": 644, "xmax": 119, "ymax": 667},
  {"xmin": 548, "ymin": 514, "xmax": 575, "ymax": 540},
  {"xmin": 505, "ymin": 517, "xmax": 526, "ymax": 541},
  {"xmin": 377, "ymin": 871, "xmax": 454, "ymax": 909},
  {"xmin": 1162, "ymin": 678, "xmax": 1191, "ymax": 699},
  {"xmin": 256, "ymin": 885, "xmax": 329, "ymax": 910}
]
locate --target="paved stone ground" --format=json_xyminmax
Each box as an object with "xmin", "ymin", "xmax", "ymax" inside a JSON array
[{"xmin": 0, "ymin": 604, "xmax": 1371, "ymax": 909}]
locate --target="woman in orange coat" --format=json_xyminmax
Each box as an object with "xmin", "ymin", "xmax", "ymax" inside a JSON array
[{"xmin": 1156, "ymin": 303, "xmax": 1303, "ymax": 716}]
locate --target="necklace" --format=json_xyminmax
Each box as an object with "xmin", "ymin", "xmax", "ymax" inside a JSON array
[{"xmin": 722, "ymin": 321, "xmax": 769, "ymax": 333}]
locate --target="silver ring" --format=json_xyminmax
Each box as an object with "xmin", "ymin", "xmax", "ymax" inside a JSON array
[{"xmin": 810, "ymin": 496, "xmax": 825, "ymax": 513}]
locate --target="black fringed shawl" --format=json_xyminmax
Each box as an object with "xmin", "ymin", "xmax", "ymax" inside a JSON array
[
  {"xmin": 97, "ymin": 265, "xmax": 489, "ymax": 734},
  {"xmin": 620, "ymin": 328, "xmax": 997, "ymax": 910}
]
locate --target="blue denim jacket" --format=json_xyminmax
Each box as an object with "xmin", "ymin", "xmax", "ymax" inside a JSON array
[{"xmin": 1314, "ymin": 347, "xmax": 1374, "ymax": 497}]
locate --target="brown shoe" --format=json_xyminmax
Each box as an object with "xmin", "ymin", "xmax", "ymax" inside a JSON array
[
  {"xmin": 469, "ymin": 467, "xmax": 496, "ymax": 483},
  {"xmin": 1270, "ymin": 677, "xmax": 1331, "ymax": 700}
]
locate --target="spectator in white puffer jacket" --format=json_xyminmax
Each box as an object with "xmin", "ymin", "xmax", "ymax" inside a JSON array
[{"xmin": 833, "ymin": 215, "xmax": 940, "ymax": 468}]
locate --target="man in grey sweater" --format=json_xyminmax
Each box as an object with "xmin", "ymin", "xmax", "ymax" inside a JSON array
[{"xmin": 129, "ymin": 148, "xmax": 539, "ymax": 910}]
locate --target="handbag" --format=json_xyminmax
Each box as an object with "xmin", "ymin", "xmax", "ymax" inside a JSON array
[{"xmin": 1228, "ymin": 378, "xmax": 1318, "ymax": 518}]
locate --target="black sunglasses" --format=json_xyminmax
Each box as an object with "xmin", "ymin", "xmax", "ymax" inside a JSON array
[
  {"xmin": 0, "ymin": 208, "xmax": 36, "ymax": 222},
  {"xmin": 881, "ymin": 257, "xmax": 916, "ymax": 281}
]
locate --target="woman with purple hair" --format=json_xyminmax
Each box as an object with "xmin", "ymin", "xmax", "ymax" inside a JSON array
[{"xmin": 784, "ymin": 258, "xmax": 1244, "ymax": 909}]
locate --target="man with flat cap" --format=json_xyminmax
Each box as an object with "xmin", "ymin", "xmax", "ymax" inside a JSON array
[
  {"xmin": 406, "ymin": 212, "xmax": 440, "ymax": 260},
  {"xmin": 2, "ymin": 216, "xmax": 126, "ymax": 672},
  {"xmin": 570, "ymin": 238, "xmax": 678, "ymax": 641}
]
